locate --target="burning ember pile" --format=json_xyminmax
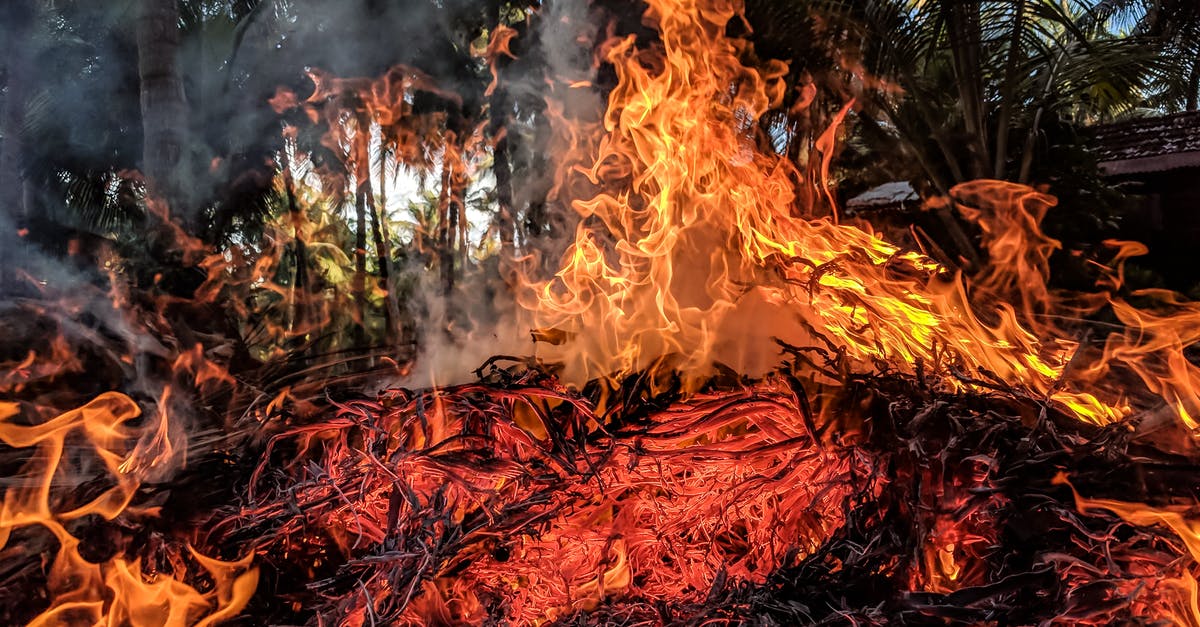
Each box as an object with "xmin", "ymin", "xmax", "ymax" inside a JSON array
[{"xmin": 5, "ymin": 0, "xmax": 1200, "ymax": 624}]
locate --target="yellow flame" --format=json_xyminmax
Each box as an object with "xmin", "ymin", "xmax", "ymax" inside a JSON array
[{"xmin": 516, "ymin": 0, "xmax": 1118, "ymax": 428}]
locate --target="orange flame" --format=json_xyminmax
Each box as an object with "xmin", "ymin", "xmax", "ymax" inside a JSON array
[
  {"xmin": 0, "ymin": 396, "xmax": 257, "ymax": 625},
  {"xmin": 516, "ymin": 0, "xmax": 1109, "ymax": 424},
  {"xmin": 509, "ymin": 0, "xmax": 1200, "ymax": 438}
]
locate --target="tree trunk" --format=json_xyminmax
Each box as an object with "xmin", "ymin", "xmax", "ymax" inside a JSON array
[
  {"xmin": 446, "ymin": 178, "xmax": 464, "ymax": 296},
  {"xmin": 137, "ymin": 0, "xmax": 190, "ymax": 222},
  {"xmin": 491, "ymin": 101, "xmax": 515, "ymax": 258},
  {"xmin": 488, "ymin": 1, "xmax": 516, "ymax": 259},
  {"xmin": 868, "ymin": 101, "xmax": 980, "ymax": 270},
  {"xmin": 457, "ymin": 177, "xmax": 468, "ymax": 265},
  {"xmin": 1018, "ymin": 50, "xmax": 1065, "ymax": 184},
  {"xmin": 993, "ymin": 0, "xmax": 1025, "ymax": 179},
  {"xmin": 893, "ymin": 70, "xmax": 967, "ymax": 184},
  {"xmin": 354, "ymin": 186, "xmax": 369, "ymax": 345},
  {"xmin": 281, "ymin": 143, "xmax": 308, "ymax": 342},
  {"xmin": 437, "ymin": 140, "xmax": 457, "ymax": 296},
  {"xmin": 1017, "ymin": 105, "xmax": 1044, "ymax": 185},
  {"xmin": 366, "ymin": 167, "xmax": 397, "ymax": 345},
  {"xmin": 0, "ymin": 0, "xmax": 33, "ymax": 290},
  {"xmin": 946, "ymin": 1, "xmax": 989, "ymax": 180}
]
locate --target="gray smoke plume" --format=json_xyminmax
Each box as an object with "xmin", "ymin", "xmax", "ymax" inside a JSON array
[{"xmin": 391, "ymin": 0, "xmax": 610, "ymax": 389}]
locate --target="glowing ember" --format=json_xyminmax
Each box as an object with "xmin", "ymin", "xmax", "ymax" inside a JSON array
[{"xmin": 229, "ymin": 372, "xmax": 863, "ymax": 623}]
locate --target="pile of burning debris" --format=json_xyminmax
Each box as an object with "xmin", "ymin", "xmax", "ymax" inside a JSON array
[
  {"xmin": 208, "ymin": 357, "xmax": 1200, "ymax": 624},
  {"xmin": 4, "ymin": 0, "xmax": 1200, "ymax": 625},
  {"xmin": 5, "ymin": 349, "xmax": 1200, "ymax": 625}
]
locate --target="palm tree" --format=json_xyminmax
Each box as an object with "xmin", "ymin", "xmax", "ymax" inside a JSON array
[
  {"xmin": 807, "ymin": 0, "xmax": 1166, "ymax": 190},
  {"xmin": 2, "ymin": 1, "xmax": 147, "ymax": 256},
  {"xmin": 1091, "ymin": 0, "xmax": 1200, "ymax": 111},
  {"xmin": 137, "ymin": 0, "xmax": 191, "ymax": 219},
  {"xmin": 3, "ymin": 0, "xmax": 276, "ymax": 247},
  {"xmin": 740, "ymin": 0, "xmax": 1170, "ymax": 265}
]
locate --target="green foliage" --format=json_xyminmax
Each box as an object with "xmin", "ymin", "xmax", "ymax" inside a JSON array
[{"xmin": 803, "ymin": 0, "xmax": 1170, "ymax": 188}]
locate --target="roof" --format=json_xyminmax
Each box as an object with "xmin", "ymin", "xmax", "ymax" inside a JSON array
[
  {"xmin": 1092, "ymin": 111, "xmax": 1200, "ymax": 176},
  {"xmin": 846, "ymin": 181, "xmax": 918, "ymax": 210}
]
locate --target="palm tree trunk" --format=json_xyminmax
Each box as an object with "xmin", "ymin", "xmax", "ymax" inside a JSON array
[
  {"xmin": 892, "ymin": 72, "xmax": 968, "ymax": 184},
  {"xmin": 1018, "ymin": 50, "xmax": 1066, "ymax": 184},
  {"xmin": 450, "ymin": 176, "xmax": 465, "ymax": 292},
  {"xmin": 0, "ymin": 0, "xmax": 33, "ymax": 289},
  {"xmin": 137, "ymin": 0, "xmax": 190, "ymax": 222},
  {"xmin": 1018, "ymin": 105, "xmax": 1044, "ymax": 185},
  {"xmin": 946, "ymin": 1, "xmax": 990, "ymax": 179},
  {"xmin": 491, "ymin": 100, "xmax": 515, "ymax": 258},
  {"xmin": 366, "ymin": 171, "xmax": 396, "ymax": 345},
  {"xmin": 457, "ymin": 178, "xmax": 468, "ymax": 263},
  {"xmin": 993, "ymin": 0, "xmax": 1026, "ymax": 179},
  {"xmin": 435, "ymin": 122, "xmax": 468, "ymax": 298},
  {"xmin": 488, "ymin": 1, "xmax": 516, "ymax": 258},
  {"xmin": 869, "ymin": 100, "xmax": 980, "ymax": 269},
  {"xmin": 281, "ymin": 143, "xmax": 308, "ymax": 340},
  {"xmin": 354, "ymin": 186, "xmax": 369, "ymax": 344},
  {"xmin": 377, "ymin": 152, "xmax": 404, "ymax": 346},
  {"xmin": 437, "ymin": 151, "xmax": 455, "ymax": 295}
]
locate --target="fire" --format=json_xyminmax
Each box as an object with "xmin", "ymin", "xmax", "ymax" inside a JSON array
[
  {"xmin": 1057, "ymin": 473, "xmax": 1200, "ymax": 624},
  {"xmin": 237, "ymin": 375, "xmax": 864, "ymax": 624},
  {"xmin": 0, "ymin": 395, "xmax": 257, "ymax": 625},
  {"xmin": 6, "ymin": 0, "xmax": 1200, "ymax": 624},
  {"xmin": 515, "ymin": 0, "xmax": 1155, "ymax": 430},
  {"xmin": 0, "ymin": 335, "xmax": 81, "ymax": 395}
]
